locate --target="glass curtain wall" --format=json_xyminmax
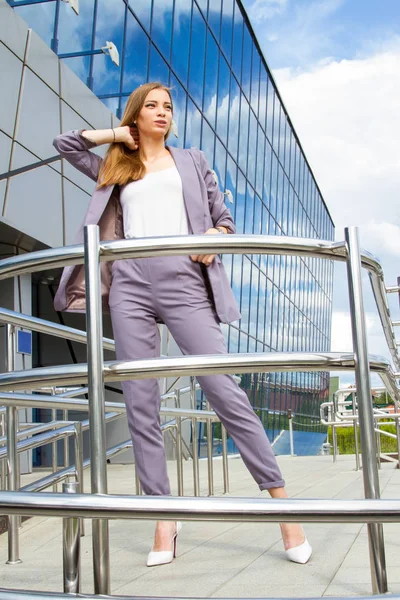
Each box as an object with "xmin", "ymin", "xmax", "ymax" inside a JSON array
[{"xmin": 9, "ymin": 0, "xmax": 335, "ymax": 442}]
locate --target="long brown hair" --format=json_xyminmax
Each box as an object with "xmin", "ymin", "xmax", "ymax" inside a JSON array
[{"xmin": 97, "ymin": 82, "xmax": 173, "ymax": 188}]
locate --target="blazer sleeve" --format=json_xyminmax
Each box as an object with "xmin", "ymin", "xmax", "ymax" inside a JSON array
[
  {"xmin": 53, "ymin": 129, "xmax": 103, "ymax": 182},
  {"xmin": 198, "ymin": 150, "xmax": 236, "ymax": 234}
]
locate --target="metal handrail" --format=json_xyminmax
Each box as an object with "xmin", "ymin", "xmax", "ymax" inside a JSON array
[
  {"xmin": 20, "ymin": 439, "xmax": 132, "ymax": 493},
  {"xmin": 0, "ymin": 593, "xmax": 399, "ymax": 600},
  {"xmin": 0, "ymin": 411, "xmax": 119, "ymax": 465},
  {"xmin": 0, "ymin": 234, "xmax": 398, "ymax": 369},
  {"xmin": 0, "ymin": 392, "xmax": 219, "ymax": 421},
  {"xmin": 0, "ymin": 351, "xmax": 398, "ymax": 392},
  {"xmin": 0, "ymin": 491, "xmax": 400, "ymax": 522},
  {"xmin": 0, "ymin": 420, "xmax": 71, "ymax": 446},
  {"xmin": 0, "ymin": 307, "xmax": 115, "ymax": 351},
  {"xmin": 0, "ymin": 229, "xmax": 394, "ymax": 595}
]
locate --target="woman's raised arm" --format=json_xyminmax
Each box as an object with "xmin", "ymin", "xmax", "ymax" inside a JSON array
[{"xmin": 53, "ymin": 127, "xmax": 137, "ymax": 182}]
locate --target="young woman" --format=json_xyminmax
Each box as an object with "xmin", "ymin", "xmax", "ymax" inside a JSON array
[{"xmin": 53, "ymin": 82, "xmax": 312, "ymax": 567}]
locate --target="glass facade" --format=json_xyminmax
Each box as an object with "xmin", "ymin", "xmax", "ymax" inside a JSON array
[{"xmin": 9, "ymin": 0, "xmax": 334, "ymax": 442}]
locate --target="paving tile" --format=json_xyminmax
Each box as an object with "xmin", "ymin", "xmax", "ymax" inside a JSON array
[{"xmin": 0, "ymin": 455, "xmax": 399, "ymax": 598}]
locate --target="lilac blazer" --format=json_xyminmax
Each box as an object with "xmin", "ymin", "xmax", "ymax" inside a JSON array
[{"xmin": 52, "ymin": 130, "xmax": 241, "ymax": 324}]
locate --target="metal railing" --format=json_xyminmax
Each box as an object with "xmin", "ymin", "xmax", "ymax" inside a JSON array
[
  {"xmin": 0, "ymin": 228, "xmax": 399, "ymax": 597},
  {"xmin": 0, "ymin": 307, "xmax": 115, "ymax": 351},
  {"xmin": 320, "ymin": 385, "xmax": 400, "ymax": 469},
  {"xmin": 0, "ymin": 308, "xmax": 233, "ymax": 496},
  {"xmin": 0, "ymin": 375, "xmax": 232, "ymax": 562}
]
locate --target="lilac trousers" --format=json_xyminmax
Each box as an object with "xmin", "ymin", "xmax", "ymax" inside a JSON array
[{"xmin": 109, "ymin": 254, "xmax": 285, "ymax": 495}]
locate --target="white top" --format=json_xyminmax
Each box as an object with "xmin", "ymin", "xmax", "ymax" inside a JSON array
[{"xmin": 120, "ymin": 167, "xmax": 189, "ymax": 238}]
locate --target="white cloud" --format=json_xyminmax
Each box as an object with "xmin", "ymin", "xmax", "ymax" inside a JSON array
[
  {"xmin": 271, "ymin": 42, "xmax": 400, "ymax": 380},
  {"xmin": 330, "ymin": 309, "xmax": 391, "ymax": 387},
  {"xmin": 248, "ymin": 0, "xmax": 288, "ymax": 21},
  {"xmin": 363, "ymin": 222, "xmax": 400, "ymax": 259},
  {"xmin": 244, "ymin": 0, "xmax": 346, "ymax": 69}
]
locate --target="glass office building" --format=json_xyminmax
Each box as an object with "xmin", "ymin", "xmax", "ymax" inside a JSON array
[{"xmin": 8, "ymin": 0, "xmax": 334, "ymax": 440}]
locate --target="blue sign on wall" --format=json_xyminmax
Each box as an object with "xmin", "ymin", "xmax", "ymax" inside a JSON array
[{"xmin": 17, "ymin": 330, "xmax": 32, "ymax": 355}]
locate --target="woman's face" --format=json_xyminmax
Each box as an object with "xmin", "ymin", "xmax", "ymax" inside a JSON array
[{"xmin": 136, "ymin": 88, "xmax": 173, "ymax": 138}]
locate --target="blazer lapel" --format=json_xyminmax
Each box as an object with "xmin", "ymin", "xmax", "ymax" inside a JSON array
[{"xmin": 168, "ymin": 146, "xmax": 205, "ymax": 234}]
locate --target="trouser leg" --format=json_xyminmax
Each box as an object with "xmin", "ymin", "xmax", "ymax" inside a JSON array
[
  {"xmin": 157, "ymin": 256, "xmax": 285, "ymax": 490},
  {"xmin": 109, "ymin": 259, "xmax": 171, "ymax": 495}
]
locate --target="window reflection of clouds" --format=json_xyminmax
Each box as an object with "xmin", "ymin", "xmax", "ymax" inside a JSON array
[
  {"xmin": 214, "ymin": 138, "xmax": 226, "ymax": 190},
  {"xmin": 266, "ymin": 83, "xmax": 274, "ymax": 145},
  {"xmin": 94, "ymin": 0, "xmax": 125, "ymax": 55},
  {"xmin": 123, "ymin": 15, "xmax": 148, "ymax": 92},
  {"xmin": 231, "ymin": 3, "xmax": 243, "ymax": 82},
  {"xmin": 128, "ymin": 0, "xmax": 151, "ymax": 32},
  {"xmin": 151, "ymin": 0, "xmax": 173, "ymax": 60},
  {"xmin": 93, "ymin": 53, "xmax": 121, "ymax": 95},
  {"xmin": 169, "ymin": 74, "xmax": 186, "ymax": 149},
  {"xmin": 238, "ymin": 96, "xmax": 249, "ymax": 173},
  {"xmin": 226, "ymin": 155, "xmax": 237, "ymax": 204},
  {"xmin": 200, "ymin": 118, "xmax": 215, "ymax": 163},
  {"xmin": 241, "ymin": 26, "xmax": 252, "ymax": 100},
  {"xmin": 247, "ymin": 110, "xmax": 257, "ymax": 186},
  {"xmin": 171, "ymin": 0, "xmax": 191, "ymax": 86},
  {"xmin": 204, "ymin": 33, "xmax": 218, "ymax": 127},
  {"xmin": 235, "ymin": 171, "xmax": 246, "ymax": 234},
  {"xmin": 216, "ymin": 56, "xmax": 230, "ymax": 145},
  {"xmin": 255, "ymin": 125, "xmax": 265, "ymax": 199},
  {"xmin": 227, "ymin": 77, "xmax": 240, "ymax": 159},
  {"xmin": 185, "ymin": 98, "xmax": 201, "ymax": 149},
  {"xmin": 148, "ymin": 45, "xmax": 169, "ymax": 84},
  {"xmin": 58, "ymin": 0, "xmax": 94, "ymax": 54},
  {"xmin": 189, "ymin": 5, "xmax": 206, "ymax": 108},
  {"xmin": 13, "ymin": 3, "xmax": 55, "ymax": 47},
  {"xmin": 208, "ymin": 0, "xmax": 221, "ymax": 41},
  {"xmin": 245, "ymin": 184, "xmax": 254, "ymax": 234},
  {"xmin": 250, "ymin": 47, "xmax": 260, "ymax": 115},
  {"xmin": 221, "ymin": 0, "xmax": 234, "ymax": 61}
]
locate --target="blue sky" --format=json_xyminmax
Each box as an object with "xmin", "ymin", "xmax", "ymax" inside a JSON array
[
  {"xmin": 242, "ymin": 0, "xmax": 400, "ymax": 70},
  {"xmin": 242, "ymin": 0, "xmax": 400, "ymax": 387}
]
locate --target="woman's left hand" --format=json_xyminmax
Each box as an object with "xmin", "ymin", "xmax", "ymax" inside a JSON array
[{"xmin": 190, "ymin": 228, "xmax": 224, "ymax": 266}]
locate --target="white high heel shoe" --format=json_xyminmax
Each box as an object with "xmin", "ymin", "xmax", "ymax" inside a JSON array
[
  {"xmin": 146, "ymin": 522, "xmax": 182, "ymax": 567},
  {"xmin": 285, "ymin": 538, "xmax": 312, "ymax": 564}
]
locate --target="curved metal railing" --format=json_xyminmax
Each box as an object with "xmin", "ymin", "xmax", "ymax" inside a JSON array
[
  {"xmin": 0, "ymin": 351, "xmax": 398, "ymax": 391},
  {"xmin": 0, "ymin": 234, "xmax": 398, "ymax": 370},
  {"xmin": 0, "ymin": 307, "xmax": 115, "ymax": 351},
  {"xmin": 0, "ymin": 228, "xmax": 398, "ymax": 598}
]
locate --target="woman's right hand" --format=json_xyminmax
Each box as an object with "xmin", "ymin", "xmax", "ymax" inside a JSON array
[{"xmin": 117, "ymin": 125, "xmax": 139, "ymax": 150}]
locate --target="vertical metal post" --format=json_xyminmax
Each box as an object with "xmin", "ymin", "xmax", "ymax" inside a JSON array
[
  {"xmin": 190, "ymin": 377, "xmax": 196, "ymax": 410},
  {"xmin": 63, "ymin": 409, "xmax": 69, "ymax": 468},
  {"xmin": 206, "ymin": 418, "xmax": 214, "ymax": 496},
  {"xmin": 73, "ymin": 421, "xmax": 85, "ymax": 536},
  {"xmin": 84, "ymin": 225, "xmax": 110, "ymax": 594},
  {"xmin": 288, "ymin": 409, "xmax": 294, "ymax": 457},
  {"xmin": 352, "ymin": 393, "xmax": 360, "ymax": 471},
  {"xmin": 0, "ymin": 413, "xmax": 6, "ymax": 491},
  {"xmin": 5, "ymin": 324, "xmax": 21, "ymax": 565},
  {"xmin": 52, "ymin": 408, "xmax": 58, "ymax": 492},
  {"xmin": 74, "ymin": 421, "xmax": 84, "ymax": 494},
  {"xmin": 392, "ymin": 401, "xmax": 400, "ymax": 470},
  {"xmin": 375, "ymin": 420, "xmax": 382, "ymax": 470},
  {"xmin": 332, "ymin": 393, "xmax": 338, "ymax": 462},
  {"xmin": 191, "ymin": 418, "xmax": 200, "ymax": 496},
  {"xmin": 221, "ymin": 425, "xmax": 229, "ymax": 493},
  {"xmin": 345, "ymin": 226, "xmax": 387, "ymax": 594},
  {"xmin": 176, "ymin": 416, "xmax": 184, "ymax": 496},
  {"xmin": 63, "ymin": 481, "xmax": 80, "ymax": 594}
]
